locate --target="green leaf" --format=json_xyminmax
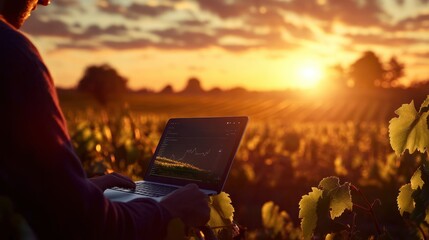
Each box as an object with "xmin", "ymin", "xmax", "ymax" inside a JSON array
[
  {"xmin": 299, "ymin": 187, "xmax": 323, "ymax": 240},
  {"xmin": 318, "ymin": 177, "xmax": 340, "ymax": 191},
  {"xmin": 208, "ymin": 192, "xmax": 234, "ymax": 231},
  {"xmin": 389, "ymin": 96, "xmax": 429, "ymax": 155},
  {"xmin": 411, "ymin": 168, "xmax": 424, "ymax": 190},
  {"xmin": 398, "ymin": 183, "xmax": 415, "ymax": 215},
  {"xmin": 329, "ymin": 182, "xmax": 353, "ymax": 219}
]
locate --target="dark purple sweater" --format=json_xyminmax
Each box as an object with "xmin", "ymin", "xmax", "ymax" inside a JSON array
[{"xmin": 0, "ymin": 17, "xmax": 171, "ymax": 239}]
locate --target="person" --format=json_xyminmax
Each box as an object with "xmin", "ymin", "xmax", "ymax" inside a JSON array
[{"xmin": 0, "ymin": 0, "xmax": 210, "ymax": 239}]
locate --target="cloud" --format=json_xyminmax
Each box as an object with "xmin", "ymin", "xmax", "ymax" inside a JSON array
[
  {"xmin": 282, "ymin": 0, "xmax": 388, "ymax": 27},
  {"xmin": 99, "ymin": 26, "xmax": 296, "ymax": 52},
  {"xmin": 346, "ymin": 33, "xmax": 429, "ymax": 46},
  {"xmin": 53, "ymin": 0, "xmax": 80, "ymax": 6},
  {"xmin": 194, "ymin": 0, "xmax": 388, "ymax": 28},
  {"xmin": 151, "ymin": 28, "xmax": 217, "ymax": 49},
  {"xmin": 412, "ymin": 52, "xmax": 429, "ymax": 58},
  {"xmin": 391, "ymin": 13, "xmax": 429, "ymax": 31},
  {"xmin": 97, "ymin": 0, "xmax": 123, "ymax": 14},
  {"xmin": 244, "ymin": 10, "xmax": 314, "ymax": 39},
  {"xmin": 244, "ymin": 9, "xmax": 287, "ymax": 27},
  {"xmin": 55, "ymin": 43, "xmax": 100, "ymax": 50},
  {"xmin": 97, "ymin": 0, "xmax": 174, "ymax": 19},
  {"xmin": 127, "ymin": 3, "xmax": 174, "ymax": 18},
  {"xmin": 102, "ymin": 39, "xmax": 153, "ymax": 50},
  {"xmin": 216, "ymin": 28, "xmax": 266, "ymax": 40},
  {"xmin": 77, "ymin": 24, "xmax": 129, "ymax": 40},
  {"xmin": 178, "ymin": 19, "xmax": 209, "ymax": 27},
  {"xmin": 196, "ymin": 0, "xmax": 249, "ymax": 18},
  {"xmin": 23, "ymin": 16, "xmax": 74, "ymax": 37},
  {"xmin": 23, "ymin": 15, "xmax": 131, "ymax": 42}
]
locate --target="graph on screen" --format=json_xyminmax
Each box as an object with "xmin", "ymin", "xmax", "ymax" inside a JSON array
[{"xmin": 149, "ymin": 136, "xmax": 225, "ymax": 183}]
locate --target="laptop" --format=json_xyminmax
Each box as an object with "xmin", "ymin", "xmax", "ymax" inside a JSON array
[{"xmin": 104, "ymin": 116, "xmax": 248, "ymax": 202}]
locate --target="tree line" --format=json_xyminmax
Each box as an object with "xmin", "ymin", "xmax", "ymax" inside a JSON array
[{"xmin": 76, "ymin": 50, "xmax": 421, "ymax": 105}]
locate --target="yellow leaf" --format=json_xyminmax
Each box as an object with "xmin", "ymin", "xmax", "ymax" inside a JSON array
[
  {"xmin": 318, "ymin": 177, "xmax": 340, "ymax": 191},
  {"xmin": 411, "ymin": 168, "xmax": 424, "ymax": 190},
  {"xmin": 389, "ymin": 97, "xmax": 429, "ymax": 155},
  {"xmin": 299, "ymin": 187, "xmax": 323, "ymax": 240},
  {"xmin": 397, "ymin": 183, "xmax": 415, "ymax": 215},
  {"xmin": 207, "ymin": 192, "xmax": 234, "ymax": 231},
  {"xmin": 329, "ymin": 183, "xmax": 353, "ymax": 219}
]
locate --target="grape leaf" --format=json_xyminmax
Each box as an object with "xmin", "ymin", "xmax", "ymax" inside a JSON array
[
  {"xmin": 208, "ymin": 192, "xmax": 234, "ymax": 231},
  {"xmin": 411, "ymin": 168, "xmax": 424, "ymax": 190},
  {"xmin": 299, "ymin": 187, "xmax": 323, "ymax": 240},
  {"xmin": 329, "ymin": 182, "xmax": 353, "ymax": 219},
  {"xmin": 262, "ymin": 201, "xmax": 287, "ymax": 237},
  {"xmin": 398, "ymin": 183, "xmax": 415, "ymax": 215},
  {"xmin": 318, "ymin": 177, "xmax": 352, "ymax": 219},
  {"xmin": 389, "ymin": 97, "xmax": 429, "ymax": 155},
  {"xmin": 318, "ymin": 177, "xmax": 340, "ymax": 191}
]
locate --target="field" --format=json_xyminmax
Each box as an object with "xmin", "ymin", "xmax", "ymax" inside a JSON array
[{"xmin": 59, "ymin": 88, "xmax": 427, "ymax": 238}]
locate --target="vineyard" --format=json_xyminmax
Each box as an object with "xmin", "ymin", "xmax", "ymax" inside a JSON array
[{"xmin": 58, "ymin": 88, "xmax": 428, "ymax": 239}]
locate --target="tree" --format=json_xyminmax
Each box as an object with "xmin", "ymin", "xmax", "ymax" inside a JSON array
[
  {"xmin": 160, "ymin": 84, "xmax": 174, "ymax": 94},
  {"xmin": 77, "ymin": 64, "xmax": 128, "ymax": 105},
  {"xmin": 349, "ymin": 51, "xmax": 384, "ymax": 89},
  {"xmin": 382, "ymin": 57, "xmax": 405, "ymax": 87},
  {"xmin": 181, "ymin": 77, "xmax": 205, "ymax": 94}
]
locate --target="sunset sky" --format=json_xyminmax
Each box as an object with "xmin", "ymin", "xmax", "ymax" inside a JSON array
[{"xmin": 22, "ymin": 0, "xmax": 429, "ymax": 91}]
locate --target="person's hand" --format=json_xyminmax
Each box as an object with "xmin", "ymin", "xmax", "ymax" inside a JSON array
[
  {"xmin": 160, "ymin": 184, "xmax": 210, "ymax": 227},
  {"xmin": 89, "ymin": 172, "xmax": 136, "ymax": 191}
]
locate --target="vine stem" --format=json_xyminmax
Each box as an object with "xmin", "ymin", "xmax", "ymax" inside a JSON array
[
  {"xmin": 349, "ymin": 212, "xmax": 357, "ymax": 240},
  {"xmin": 352, "ymin": 203, "xmax": 370, "ymax": 212},
  {"xmin": 351, "ymin": 184, "xmax": 382, "ymax": 236},
  {"xmin": 418, "ymin": 224, "xmax": 427, "ymax": 240}
]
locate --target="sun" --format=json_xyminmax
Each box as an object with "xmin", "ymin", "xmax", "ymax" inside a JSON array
[{"xmin": 295, "ymin": 62, "xmax": 324, "ymax": 88}]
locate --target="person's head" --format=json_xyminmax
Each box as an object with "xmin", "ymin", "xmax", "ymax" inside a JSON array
[{"xmin": 0, "ymin": 0, "xmax": 50, "ymax": 29}]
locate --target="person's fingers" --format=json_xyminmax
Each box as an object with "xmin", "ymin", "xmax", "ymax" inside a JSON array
[
  {"xmin": 111, "ymin": 172, "xmax": 135, "ymax": 185},
  {"xmin": 160, "ymin": 183, "xmax": 211, "ymax": 226},
  {"xmin": 110, "ymin": 173, "xmax": 136, "ymax": 189},
  {"xmin": 89, "ymin": 173, "xmax": 135, "ymax": 191},
  {"xmin": 181, "ymin": 184, "xmax": 210, "ymax": 226}
]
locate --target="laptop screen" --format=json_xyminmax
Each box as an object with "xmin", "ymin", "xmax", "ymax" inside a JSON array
[{"xmin": 145, "ymin": 117, "xmax": 248, "ymax": 191}]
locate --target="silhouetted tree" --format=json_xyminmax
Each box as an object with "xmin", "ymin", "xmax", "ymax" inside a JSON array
[
  {"xmin": 181, "ymin": 77, "xmax": 204, "ymax": 94},
  {"xmin": 160, "ymin": 84, "xmax": 174, "ymax": 94},
  {"xmin": 136, "ymin": 88, "xmax": 155, "ymax": 94},
  {"xmin": 208, "ymin": 87, "xmax": 223, "ymax": 94},
  {"xmin": 227, "ymin": 87, "xmax": 247, "ymax": 94},
  {"xmin": 382, "ymin": 56, "xmax": 405, "ymax": 87},
  {"xmin": 349, "ymin": 51, "xmax": 384, "ymax": 88},
  {"xmin": 77, "ymin": 64, "xmax": 128, "ymax": 105}
]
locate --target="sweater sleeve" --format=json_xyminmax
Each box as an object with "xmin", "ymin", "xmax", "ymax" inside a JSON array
[{"xmin": 0, "ymin": 20, "xmax": 171, "ymax": 239}]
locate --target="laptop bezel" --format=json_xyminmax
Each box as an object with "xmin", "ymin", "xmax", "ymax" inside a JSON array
[{"xmin": 143, "ymin": 116, "xmax": 248, "ymax": 193}]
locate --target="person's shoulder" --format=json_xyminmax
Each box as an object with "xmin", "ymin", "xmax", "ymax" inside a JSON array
[{"xmin": 0, "ymin": 18, "xmax": 40, "ymax": 60}]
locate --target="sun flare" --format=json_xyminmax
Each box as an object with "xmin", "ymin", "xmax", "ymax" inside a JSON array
[{"xmin": 295, "ymin": 62, "xmax": 324, "ymax": 88}]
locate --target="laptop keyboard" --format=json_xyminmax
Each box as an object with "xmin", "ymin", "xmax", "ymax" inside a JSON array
[{"xmin": 111, "ymin": 182, "xmax": 178, "ymax": 197}]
